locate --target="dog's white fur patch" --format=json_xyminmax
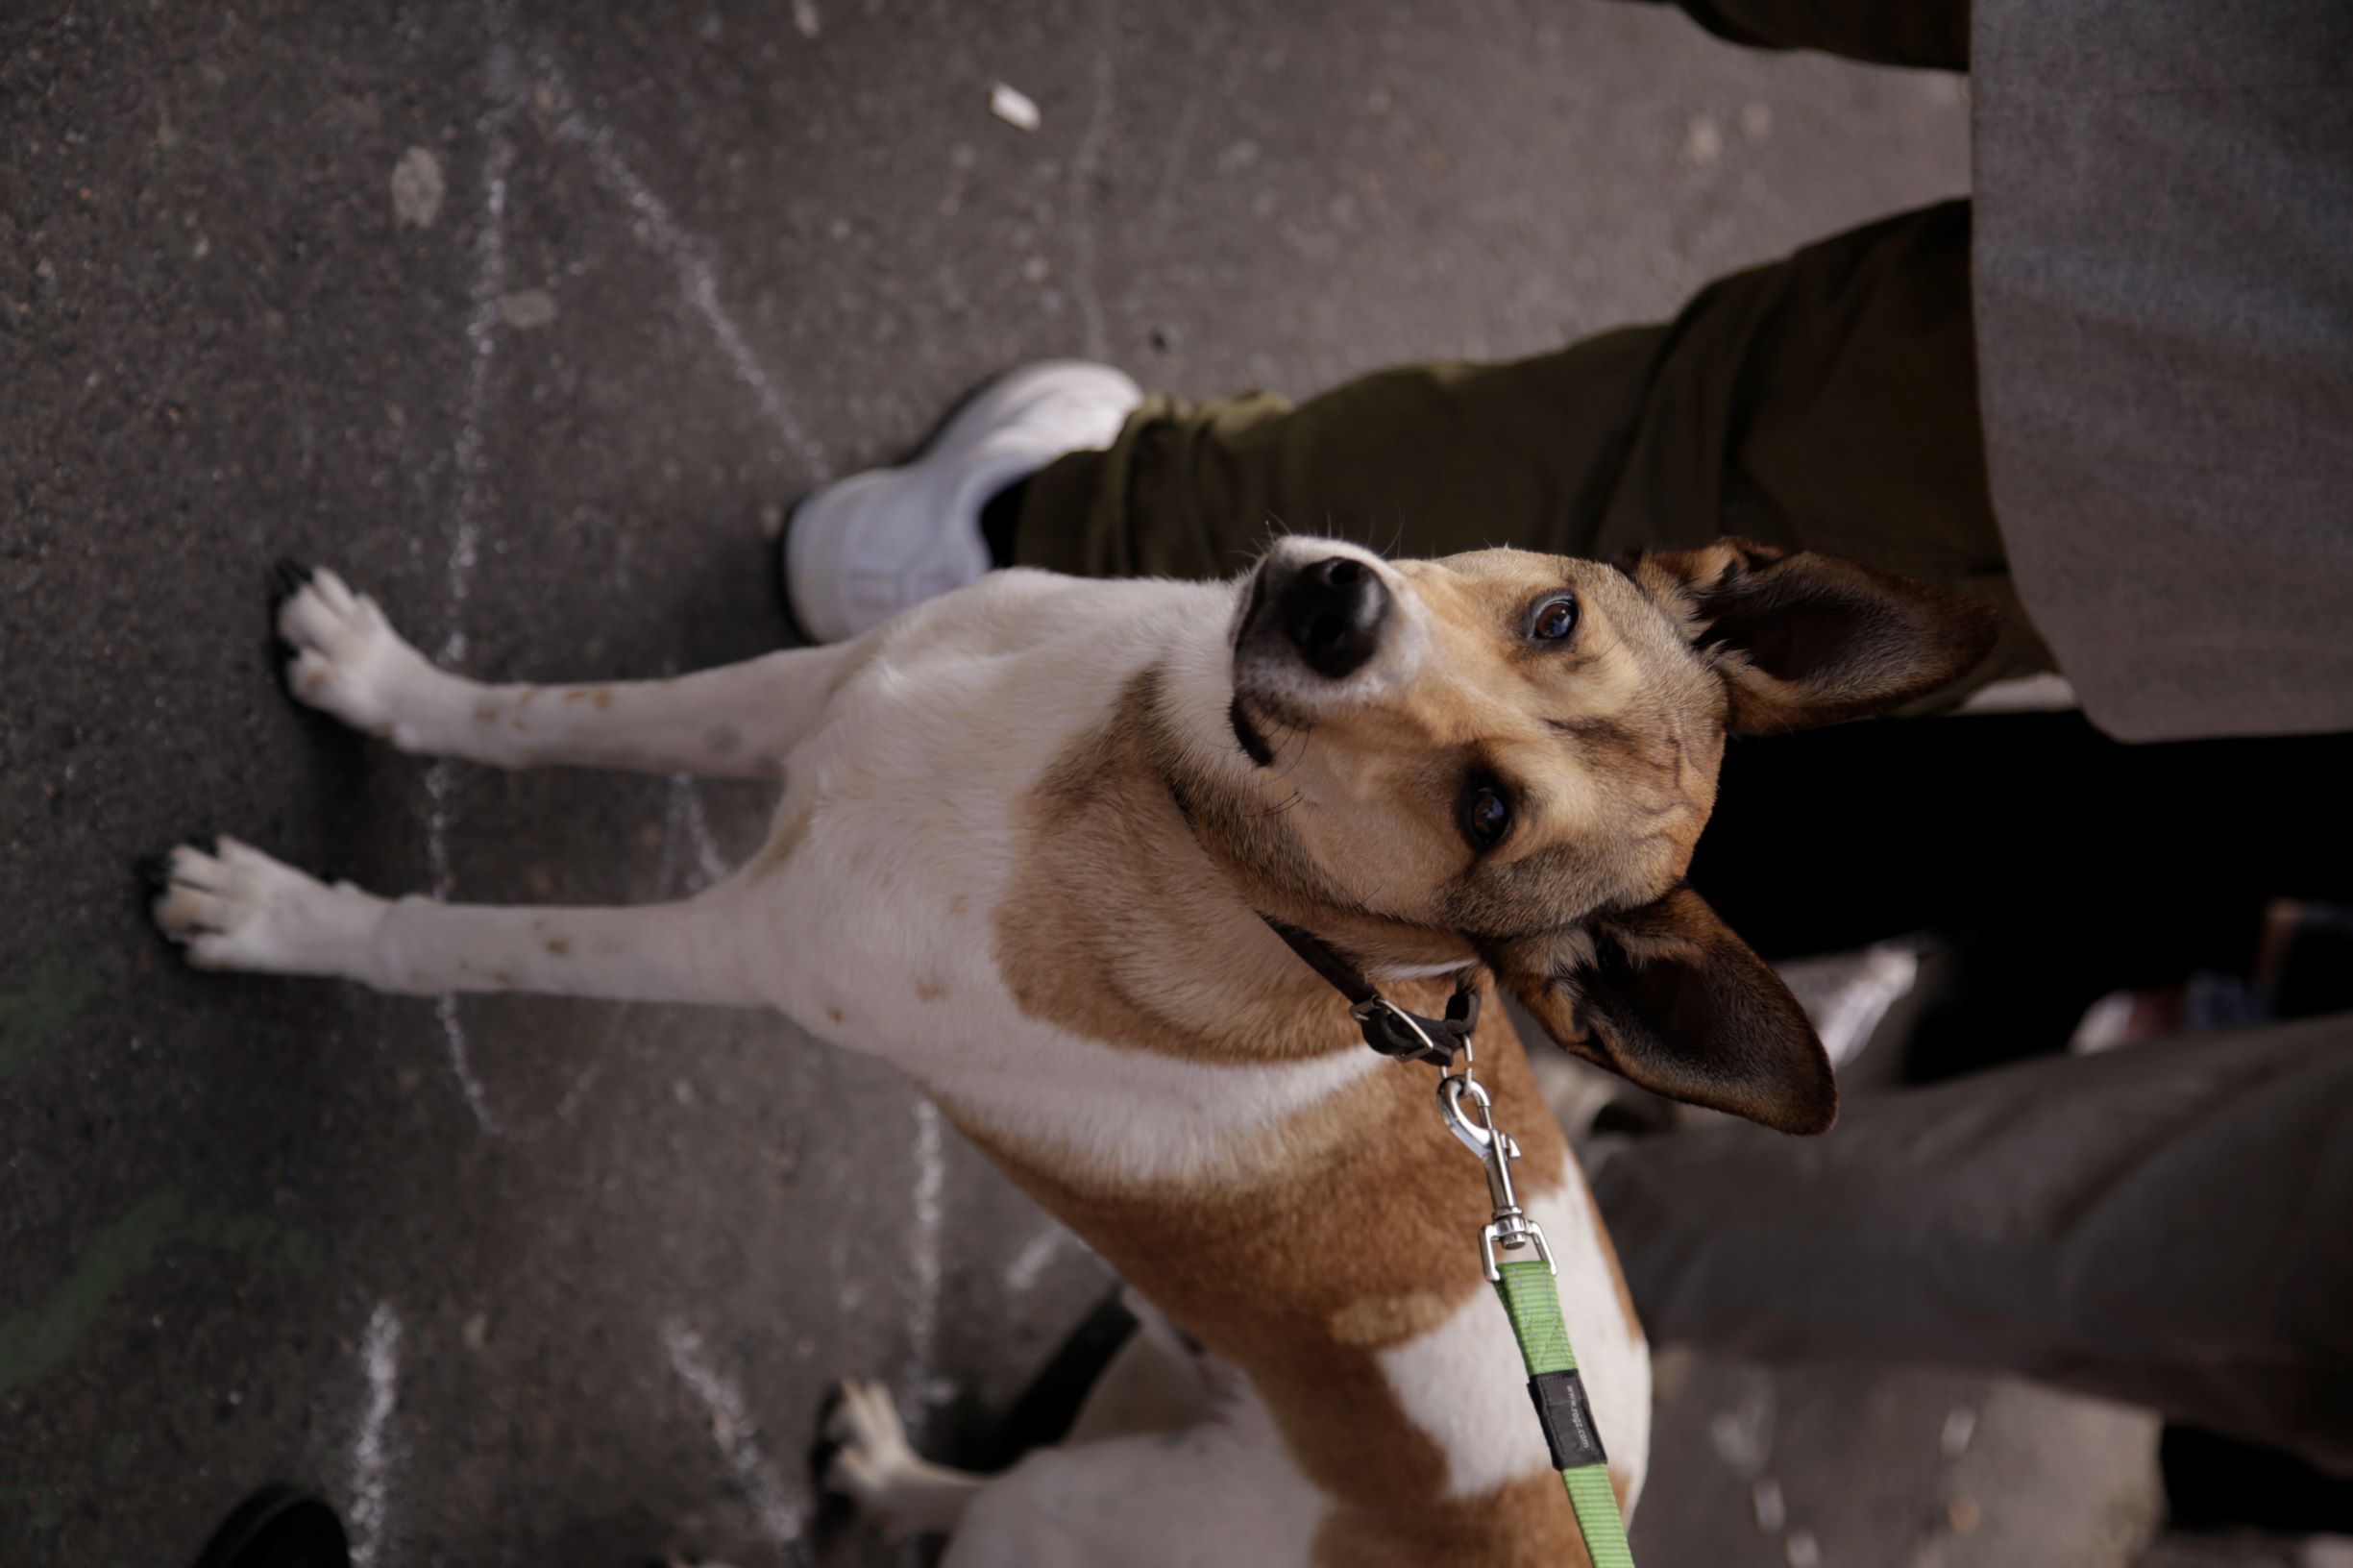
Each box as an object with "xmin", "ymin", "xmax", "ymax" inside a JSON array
[
  {"xmin": 943, "ymin": 1372, "xmax": 1326, "ymax": 1568},
  {"xmin": 743, "ymin": 570, "xmax": 1396, "ymax": 1186},
  {"xmin": 1377, "ymin": 1154, "xmax": 1651, "ymax": 1509}
]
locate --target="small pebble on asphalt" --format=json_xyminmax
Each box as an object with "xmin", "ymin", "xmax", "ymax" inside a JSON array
[{"xmin": 991, "ymin": 83, "xmax": 1042, "ymax": 133}]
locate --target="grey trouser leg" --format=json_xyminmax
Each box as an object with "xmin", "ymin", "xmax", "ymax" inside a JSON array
[{"xmin": 1593, "ymin": 1017, "xmax": 2353, "ymax": 1473}]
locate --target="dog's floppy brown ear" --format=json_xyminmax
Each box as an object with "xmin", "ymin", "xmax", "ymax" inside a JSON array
[
  {"xmin": 1492, "ymin": 884, "xmax": 1837, "ymax": 1135},
  {"xmin": 1624, "ymin": 539, "xmax": 1998, "ymax": 731}
]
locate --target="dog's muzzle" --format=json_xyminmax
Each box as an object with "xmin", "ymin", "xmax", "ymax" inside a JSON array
[{"xmin": 1247, "ymin": 553, "xmax": 1391, "ymax": 680}]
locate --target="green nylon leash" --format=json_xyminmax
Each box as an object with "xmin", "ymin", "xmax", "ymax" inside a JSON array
[
  {"xmin": 1255, "ymin": 922, "xmax": 1636, "ymax": 1564},
  {"xmin": 1408, "ymin": 1010, "xmax": 1640, "ymax": 1564},
  {"xmin": 1495, "ymin": 1258, "xmax": 1637, "ymax": 1567}
]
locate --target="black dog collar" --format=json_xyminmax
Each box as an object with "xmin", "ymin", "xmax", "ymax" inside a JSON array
[{"xmin": 1260, "ymin": 917, "xmax": 1482, "ymax": 1066}]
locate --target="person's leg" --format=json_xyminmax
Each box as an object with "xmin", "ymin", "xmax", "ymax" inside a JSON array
[
  {"xmin": 1010, "ymin": 325, "xmax": 1658, "ymax": 579},
  {"xmin": 1689, "ymin": 710, "xmax": 2353, "ymax": 1088},
  {"xmin": 1013, "ymin": 201, "xmax": 2051, "ymax": 698},
  {"xmin": 1590, "ymin": 1017, "xmax": 2353, "ymax": 1474},
  {"xmin": 1691, "ymin": 714, "xmax": 2353, "ymax": 960}
]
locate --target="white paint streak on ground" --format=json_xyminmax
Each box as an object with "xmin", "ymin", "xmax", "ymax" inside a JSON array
[
  {"xmin": 552, "ymin": 1058, "xmax": 605, "ymax": 1122},
  {"xmin": 1003, "ymin": 1226, "xmax": 1068, "ymax": 1294},
  {"xmin": 1709, "ymin": 1375, "xmax": 1777, "ymax": 1475},
  {"xmin": 427, "ymin": 1, "xmax": 523, "ymax": 1140},
  {"xmin": 899, "ymin": 1105, "xmax": 947, "ymax": 1568},
  {"xmin": 532, "ymin": 39, "xmax": 824, "ymax": 475},
  {"xmin": 439, "ymin": 11, "xmax": 520, "ymax": 674},
  {"xmin": 652, "ymin": 732, "xmax": 729, "ymax": 894},
  {"xmin": 347, "ymin": 1303, "xmax": 403, "ymax": 1568},
  {"xmin": 670, "ymin": 773, "xmax": 732, "ymax": 890},
  {"xmin": 430, "ymin": 987, "xmax": 504, "ymax": 1137},
  {"xmin": 1139, "ymin": 14, "xmax": 1223, "ymax": 258},
  {"xmin": 1067, "ymin": 3, "xmax": 1116, "ymax": 359},
  {"xmin": 904, "ymin": 1098, "xmax": 946, "ymax": 1419},
  {"xmin": 661, "ymin": 1318, "xmax": 809, "ymax": 1553},
  {"xmin": 1141, "ymin": 88, "xmax": 1207, "ymax": 257}
]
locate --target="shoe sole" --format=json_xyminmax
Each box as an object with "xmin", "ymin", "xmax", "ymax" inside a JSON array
[{"xmin": 775, "ymin": 362, "xmax": 1139, "ymax": 645}]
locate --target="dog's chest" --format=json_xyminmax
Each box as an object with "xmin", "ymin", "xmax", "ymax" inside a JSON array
[
  {"xmin": 745, "ymin": 574, "xmax": 1384, "ymax": 1185},
  {"xmin": 968, "ymin": 1051, "xmax": 1653, "ymax": 1545},
  {"xmin": 748, "ymin": 573, "xmax": 1651, "ymax": 1550}
]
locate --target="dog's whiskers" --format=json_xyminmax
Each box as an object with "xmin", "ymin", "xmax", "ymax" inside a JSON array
[
  {"xmin": 1247, "ymin": 786, "xmax": 1307, "ymax": 819},
  {"xmin": 1276, "ymin": 717, "xmax": 1313, "ymax": 776}
]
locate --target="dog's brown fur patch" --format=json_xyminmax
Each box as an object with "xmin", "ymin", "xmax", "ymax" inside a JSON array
[
  {"xmin": 1622, "ymin": 539, "xmax": 1999, "ymax": 732},
  {"xmin": 993, "ymin": 673, "xmax": 1421, "ymax": 1067},
  {"xmin": 948, "ymin": 999, "xmax": 1638, "ymax": 1550}
]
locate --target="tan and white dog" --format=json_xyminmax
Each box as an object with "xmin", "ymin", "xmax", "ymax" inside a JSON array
[{"xmin": 150, "ymin": 536, "xmax": 1992, "ymax": 1566}]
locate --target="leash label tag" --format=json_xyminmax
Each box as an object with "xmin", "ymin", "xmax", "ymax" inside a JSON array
[{"xmin": 1528, "ymin": 1369, "xmax": 1608, "ymax": 1471}]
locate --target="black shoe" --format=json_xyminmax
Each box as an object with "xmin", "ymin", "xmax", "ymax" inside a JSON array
[
  {"xmin": 191, "ymin": 1488, "xmax": 349, "ymax": 1568},
  {"xmin": 2270, "ymin": 901, "xmax": 2353, "ymax": 1020},
  {"xmin": 2162, "ymin": 1426, "xmax": 2353, "ymax": 1535}
]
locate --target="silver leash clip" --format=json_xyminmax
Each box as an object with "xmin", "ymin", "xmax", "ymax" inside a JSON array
[
  {"xmin": 1439, "ymin": 1068, "xmax": 1556, "ymax": 1282},
  {"xmin": 1348, "ymin": 995, "xmax": 1459, "ymax": 1067}
]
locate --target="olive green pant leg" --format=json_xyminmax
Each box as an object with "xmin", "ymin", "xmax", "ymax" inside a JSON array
[
  {"xmin": 1014, "ymin": 323, "xmax": 1666, "ymax": 582},
  {"xmin": 1586, "ymin": 201, "xmax": 2052, "ymax": 692},
  {"xmin": 1016, "ymin": 200, "xmax": 2051, "ymax": 694}
]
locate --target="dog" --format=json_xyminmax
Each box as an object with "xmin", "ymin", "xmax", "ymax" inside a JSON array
[{"xmin": 150, "ymin": 535, "xmax": 1994, "ymax": 1565}]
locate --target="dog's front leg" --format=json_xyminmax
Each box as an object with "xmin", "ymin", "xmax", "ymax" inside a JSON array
[
  {"xmin": 149, "ymin": 838, "xmax": 774, "ymax": 1008},
  {"xmin": 277, "ymin": 565, "xmax": 866, "ymax": 779}
]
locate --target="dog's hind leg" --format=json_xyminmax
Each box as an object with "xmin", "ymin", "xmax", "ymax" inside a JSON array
[
  {"xmin": 818, "ymin": 1352, "xmax": 1320, "ymax": 1566},
  {"xmin": 938, "ymin": 1397, "xmax": 1326, "ymax": 1568},
  {"xmin": 275, "ymin": 564, "xmax": 863, "ymax": 779},
  {"xmin": 823, "ymin": 1379, "xmax": 988, "ymax": 1535},
  {"xmin": 149, "ymin": 837, "xmax": 776, "ymax": 1007}
]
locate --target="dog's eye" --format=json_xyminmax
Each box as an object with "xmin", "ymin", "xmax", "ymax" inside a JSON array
[
  {"xmin": 1531, "ymin": 594, "xmax": 1580, "ymax": 643},
  {"xmin": 1459, "ymin": 782, "xmax": 1513, "ymax": 849}
]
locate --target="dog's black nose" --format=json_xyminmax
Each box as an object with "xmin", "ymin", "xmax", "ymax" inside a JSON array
[{"xmin": 1277, "ymin": 555, "xmax": 1390, "ymax": 679}]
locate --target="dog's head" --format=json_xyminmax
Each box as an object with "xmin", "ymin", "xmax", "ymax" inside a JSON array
[{"xmin": 1213, "ymin": 536, "xmax": 1997, "ymax": 1134}]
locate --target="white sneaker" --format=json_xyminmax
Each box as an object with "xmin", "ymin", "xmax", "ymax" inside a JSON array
[{"xmin": 782, "ymin": 360, "xmax": 1144, "ymax": 642}]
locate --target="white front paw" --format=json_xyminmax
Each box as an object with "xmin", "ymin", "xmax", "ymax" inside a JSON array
[
  {"xmin": 277, "ymin": 563, "xmax": 442, "ymax": 747},
  {"xmin": 147, "ymin": 836, "xmax": 385, "ymax": 977}
]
